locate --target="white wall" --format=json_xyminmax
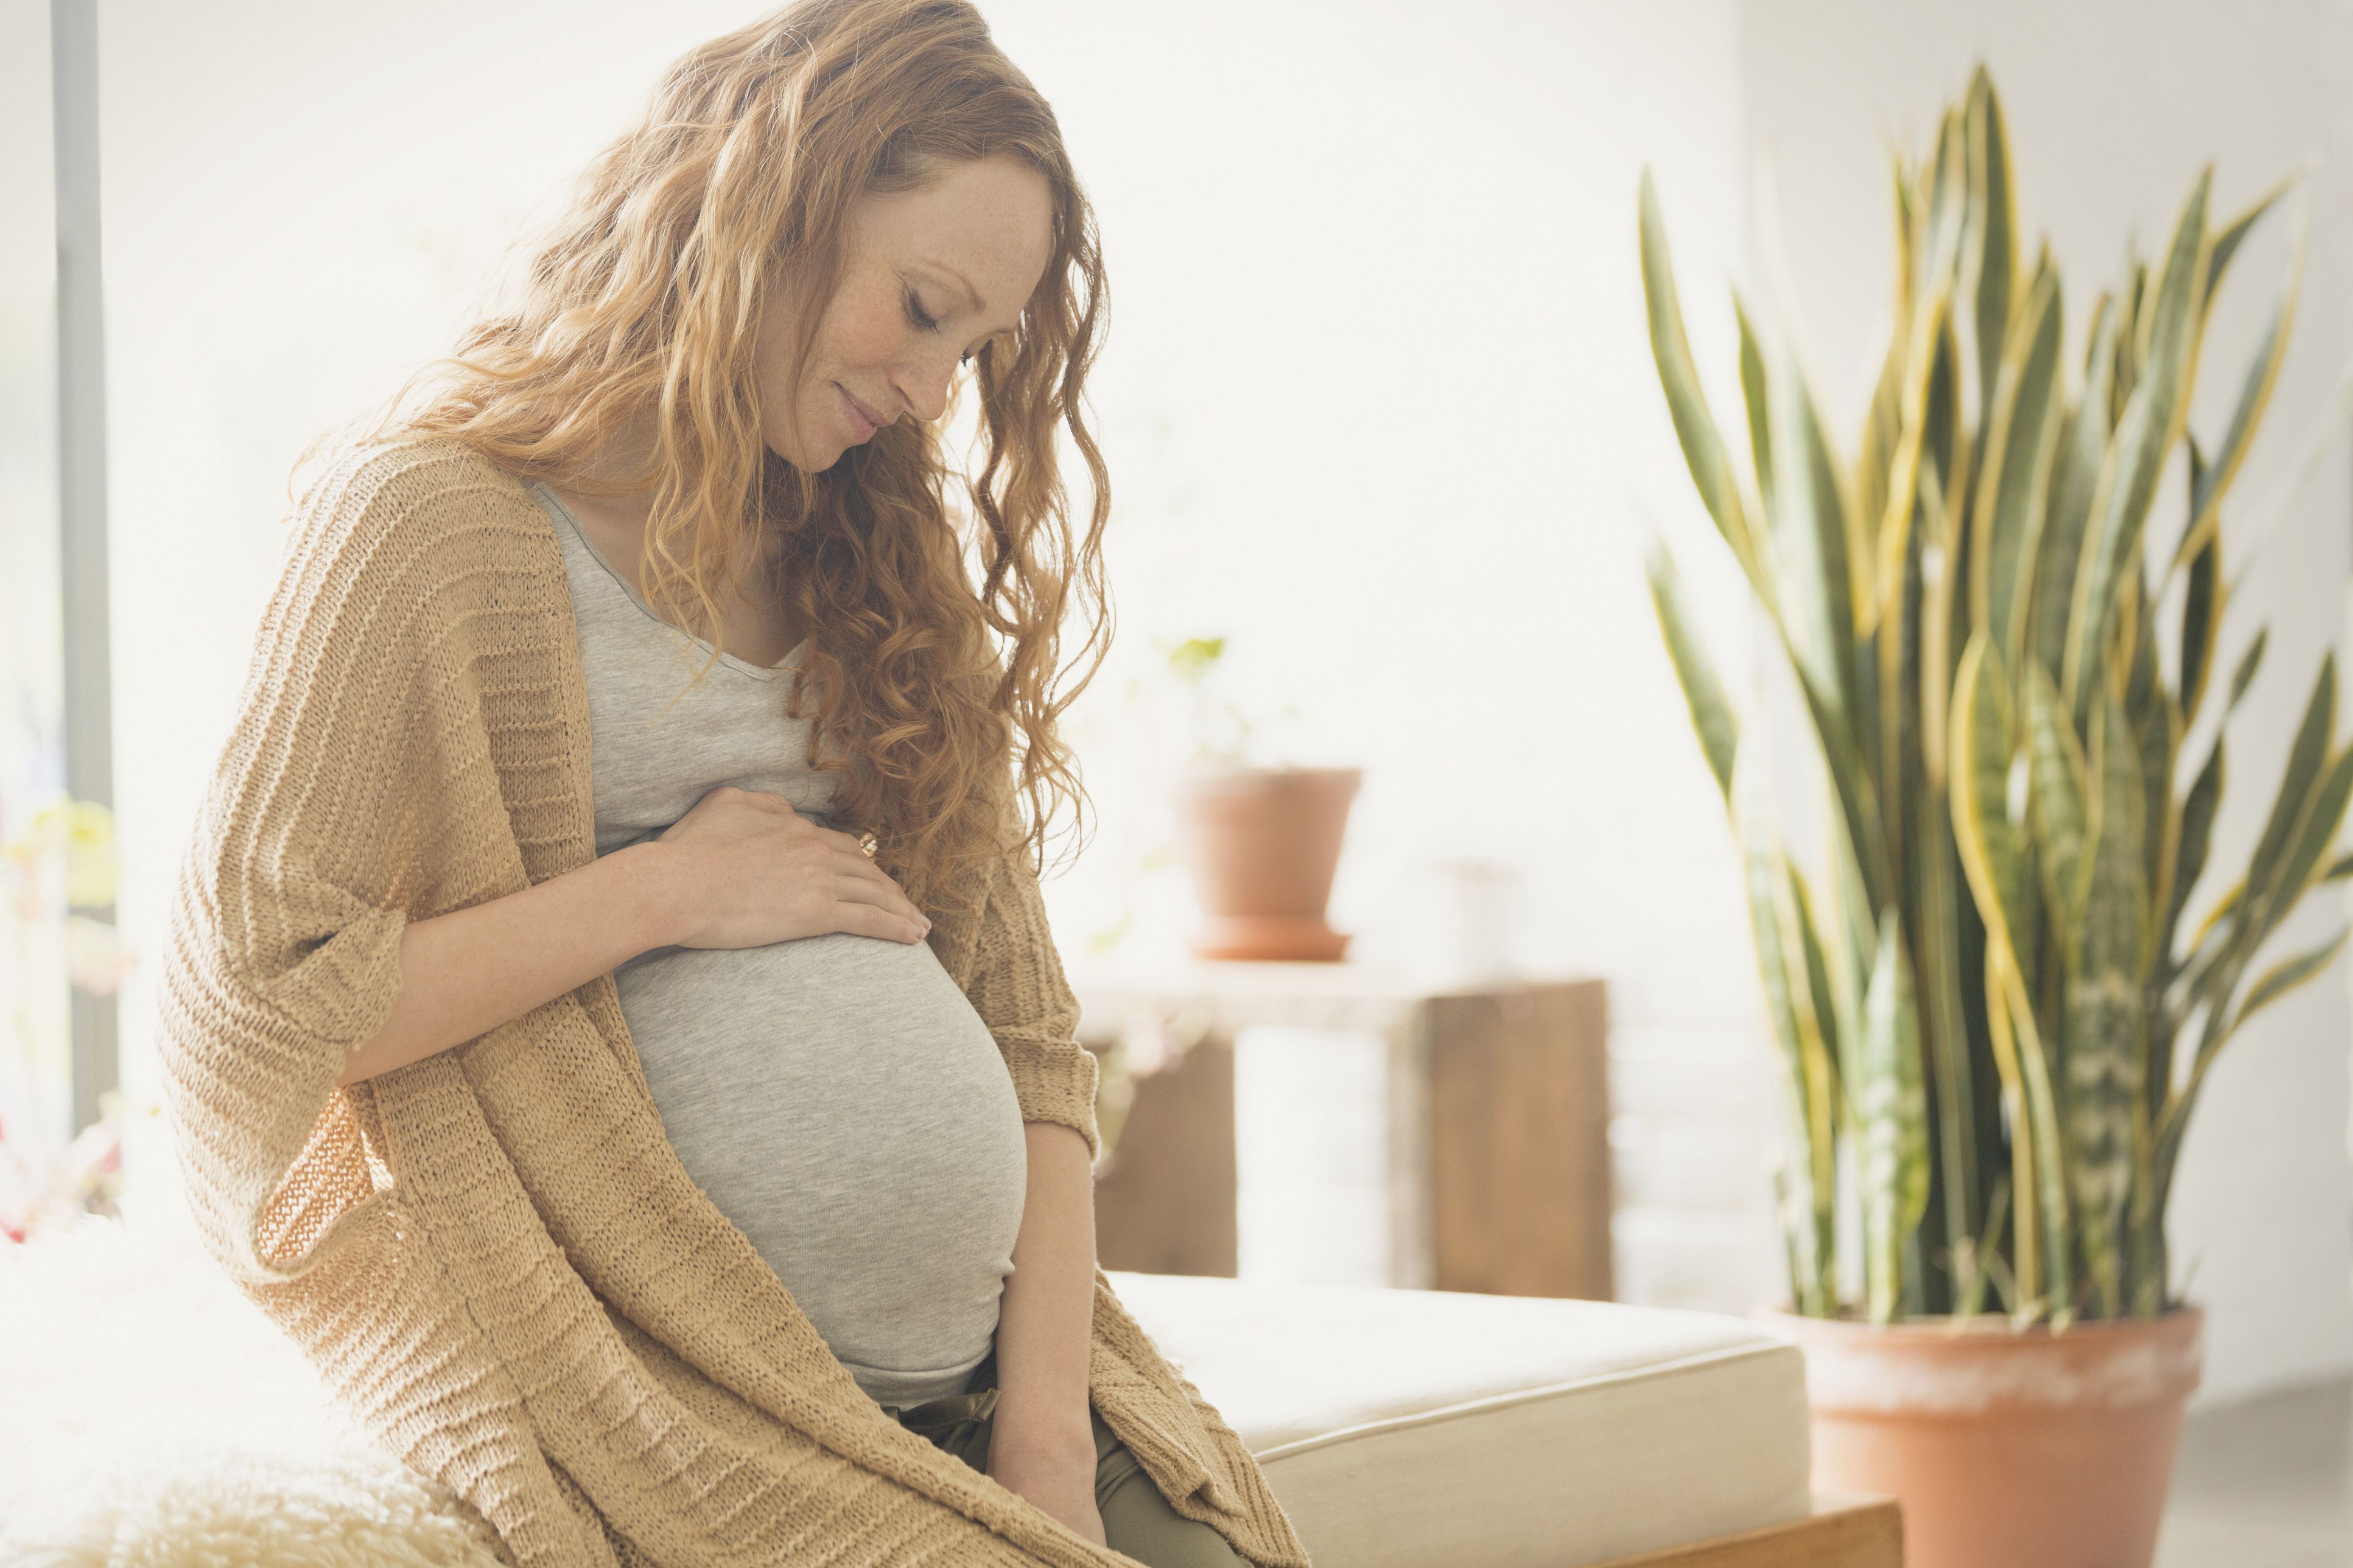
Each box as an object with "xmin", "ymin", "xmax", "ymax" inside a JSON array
[{"xmin": 1739, "ymin": 0, "xmax": 2353, "ymax": 1404}]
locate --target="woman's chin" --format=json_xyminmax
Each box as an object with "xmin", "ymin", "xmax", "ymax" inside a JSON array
[{"xmin": 763, "ymin": 433, "xmax": 848, "ymax": 473}]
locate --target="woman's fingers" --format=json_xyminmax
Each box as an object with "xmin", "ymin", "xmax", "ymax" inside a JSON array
[
  {"xmin": 826, "ymin": 870, "xmax": 928, "ymax": 927},
  {"xmin": 830, "ymin": 898, "xmax": 928, "ymax": 944},
  {"xmin": 715, "ymin": 790, "xmax": 878, "ymax": 861},
  {"xmin": 827, "ymin": 853, "xmax": 920, "ymax": 915},
  {"xmin": 668, "ymin": 788, "xmax": 931, "ymax": 945},
  {"xmin": 807, "ymin": 821, "xmax": 875, "ymax": 858}
]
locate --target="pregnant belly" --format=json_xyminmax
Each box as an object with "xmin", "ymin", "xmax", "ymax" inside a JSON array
[{"xmin": 611, "ymin": 930, "xmax": 1029, "ymax": 1400}]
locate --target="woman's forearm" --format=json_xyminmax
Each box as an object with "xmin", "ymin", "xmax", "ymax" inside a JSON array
[
  {"xmin": 991, "ymin": 1121, "xmax": 1099, "ymax": 1458},
  {"xmin": 334, "ymin": 841, "xmax": 681, "ymax": 1088}
]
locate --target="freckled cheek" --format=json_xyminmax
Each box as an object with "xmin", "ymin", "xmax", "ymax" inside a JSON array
[{"xmin": 824, "ymin": 310, "xmax": 907, "ymax": 383}]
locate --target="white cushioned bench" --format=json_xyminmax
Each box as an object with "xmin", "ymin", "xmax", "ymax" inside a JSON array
[
  {"xmin": 0, "ymin": 1221, "xmax": 1874, "ymax": 1567},
  {"xmin": 1117, "ymin": 1273, "xmax": 1811, "ymax": 1566}
]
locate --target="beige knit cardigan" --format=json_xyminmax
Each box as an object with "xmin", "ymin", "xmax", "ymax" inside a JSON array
[{"xmin": 154, "ymin": 438, "xmax": 1311, "ymax": 1568}]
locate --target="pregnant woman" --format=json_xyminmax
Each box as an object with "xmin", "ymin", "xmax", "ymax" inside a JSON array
[{"xmin": 153, "ymin": 4, "xmax": 1306, "ymax": 1566}]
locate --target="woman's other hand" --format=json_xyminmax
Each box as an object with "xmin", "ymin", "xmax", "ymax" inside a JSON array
[
  {"xmin": 647, "ymin": 785, "xmax": 930, "ymax": 949},
  {"xmin": 987, "ymin": 1433, "xmax": 1107, "ymax": 1548}
]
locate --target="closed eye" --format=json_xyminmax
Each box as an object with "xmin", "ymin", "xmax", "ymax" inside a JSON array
[{"xmin": 903, "ymin": 288, "xmax": 939, "ymax": 333}]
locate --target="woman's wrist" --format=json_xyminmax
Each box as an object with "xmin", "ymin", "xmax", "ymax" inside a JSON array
[
  {"xmin": 609, "ymin": 839, "xmax": 690, "ymax": 951},
  {"xmin": 988, "ymin": 1385, "xmax": 1094, "ymax": 1460}
]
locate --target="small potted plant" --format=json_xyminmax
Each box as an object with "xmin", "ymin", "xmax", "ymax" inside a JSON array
[
  {"xmin": 1641, "ymin": 67, "xmax": 2340, "ymax": 1568},
  {"xmin": 1160, "ymin": 637, "xmax": 1361, "ymax": 962}
]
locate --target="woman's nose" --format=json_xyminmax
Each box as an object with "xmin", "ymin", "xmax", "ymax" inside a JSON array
[{"xmin": 892, "ymin": 354, "xmax": 956, "ymax": 425}]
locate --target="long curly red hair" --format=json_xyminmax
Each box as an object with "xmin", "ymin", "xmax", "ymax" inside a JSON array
[{"xmin": 352, "ymin": 0, "xmax": 1110, "ymax": 914}]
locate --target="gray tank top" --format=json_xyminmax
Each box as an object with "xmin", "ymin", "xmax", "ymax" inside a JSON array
[{"xmin": 528, "ymin": 480, "xmax": 1029, "ymax": 1408}]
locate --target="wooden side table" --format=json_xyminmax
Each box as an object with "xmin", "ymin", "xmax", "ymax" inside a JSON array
[{"xmin": 1075, "ymin": 963, "xmax": 1613, "ymax": 1300}]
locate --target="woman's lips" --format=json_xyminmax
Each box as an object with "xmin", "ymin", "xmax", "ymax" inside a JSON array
[{"xmin": 836, "ymin": 383, "xmax": 883, "ymax": 443}]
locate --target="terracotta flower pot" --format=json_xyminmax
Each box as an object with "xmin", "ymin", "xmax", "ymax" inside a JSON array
[
  {"xmin": 1773, "ymin": 1307, "xmax": 2203, "ymax": 1568},
  {"xmin": 1172, "ymin": 766, "xmax": 1361, "ymax": 961}
]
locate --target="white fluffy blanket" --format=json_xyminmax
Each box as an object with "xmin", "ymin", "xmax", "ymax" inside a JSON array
[{"xmin": 0, "ymin": 1217, "xmax": 505, "ymax": 1567}]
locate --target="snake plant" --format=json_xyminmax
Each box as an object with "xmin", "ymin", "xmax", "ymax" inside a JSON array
[{"xmin": 1639, "ymin": 66, "xmax": 2353, "ymax": 1325}]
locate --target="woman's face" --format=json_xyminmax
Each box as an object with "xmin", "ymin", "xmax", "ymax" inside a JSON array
[{"xmin": 759, "ymin": 154, "xmax": 1055, "ymax": 471}]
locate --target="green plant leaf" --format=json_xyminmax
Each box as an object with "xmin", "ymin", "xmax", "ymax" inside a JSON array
[
  {"xmin": 2024, "ymin": 660, "xmax": 2097, "ymax": 934},
  {"xmin": 1736, "ymin": 292, "xmax": 1775, "ymax": 535},
  {"xmin": 1735, "ymin": 746, "xmax": 1839, "ymax": 1313},
  {"xmin": 2029, "ymin": 297, "xmax": 2123, "ymax": 685},
  {"xmin": 2203, "ymin": 170, "xmax": 2297, "ymax": 315},
  {"xmin": 1644, "ymin": 541, "xmax": 1740, "ymax": 806},
  {"xmin": 2066, "ymin": 691, "xmax": 2154, "ymax": 1320},
  {"xmin": 1770, "ymin": 349, "xmax": 1862, "ymax": 729},
  {"xmin": 1790, "ymin": 867, "xmax": 1851, "ymax": 1087},
  {"xmin": 2231, "ymin": 926, "xmax": 2352, "ymax": 1039},
  {"xmin": 2087, "ymin": 691, "xmax": 2153, "ymax": 981},
  {"xmin": 2231, "ymin": 628, "xmax": 2270, "ymax": 710},
  {"xmin": 1641, "ymin": 170, "xmax": 1759, "ymax": 587},
  {"xmin": 2251, "ymin": 741, "xmax": 2353, "ymax": 950},
  {"xmin": 2238, "ymin": 655, "xmax": 2337, "ymax": 949},
  {"xmin": 2166, "ymin": 739, "xmax": 2226, "ymax": 967},
  {"xmin": 1974, "ymin": 258, "xmax": 2063, "ymax": 663},
  {"xmin": 1951, "ymin": 632, "xmax": 2034, "ymax": 952},
  {"xmin": 2063, "ymin": 169, "xmax": 2212, "ymax": 732},
  {"xmin": 2178, "ymin": 531, "xmax": 2221, "ymax": 726},
  {"xmin": 1859, "ymin": 904, "xmax": 1929, "ymax": 1324},
  {"xmin": 2172, "ymin": 213, "xmax": 2302, "ymax": 579},
  {"xmin": 2130, "ymin": 625, "xmax": 2176, "ymax": 931},
  {"xmin": 1964, "ymin": 66, "xmax": 2018, "ymax": 424},
  {"xmin": 2064, "ymin": 961, "xmax": 2146, "ymax": 1321}
]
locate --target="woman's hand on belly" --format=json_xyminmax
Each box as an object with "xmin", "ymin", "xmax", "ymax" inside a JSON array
[{"xmin": 641, "ymin": 785, "xmax": 930, "ymax": 950}]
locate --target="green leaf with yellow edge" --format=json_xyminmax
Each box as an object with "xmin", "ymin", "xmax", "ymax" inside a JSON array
[
  {"xmin": 1963, "ymin": 65, "xmax": 2018, "ymax": 423},
  {"xmin": 2250, "ymin": 741, "xmax": 2353, "ymax": 952},
  {"xmin": 2064, "ymin": 694, "xmax": 2153, "ymax": 1319},
  {"xmin": 1858, "ymin": 904, "xmax": 1929, "ymax": 1325},
  {"xmin": 1736, "ymin": 292, "xmax": 1775, "ymax": 536},
  {"xmin": 1641, "ymin": 170, "xmax": 1759, "ymax": 587},
  {"xmin": 1973, "ymin": 258, "xmax": 2063, "ymax": 663},
  {"xmin": 1734, "ymin": 745, "xmax": 1839, "ymax": 1314},
  {"xmin": 2029, "ymin": 296, "xmax": 2122, "ymax": 684},
  {"xmin": 2088, "ymin": 689, "xmax": 2153, "ymax": 971},
  {"xmin": 1644, "ymin": 540, "xmax": 1739, "ymax": 807},
  {"xmin": 2172, "ymin": 209, "xmax": 2302, "ymax": 580},
  {"xmin": 2064, "ymin": 169, "xmax": 2211, "ymax": 732},
  {"xmin": 2238, "ymin": 655, "xmax": 2337, "ymax": 952},
  {"xmin": 1769, "ymin": 349, "xmax": 1860, "ymax": 727},
  {"xmin": 1951, "ymin": 632, "xmax": 2034, "ymax": 954},
  {"xmin": 2231, "ymin": 926, "xmax": 2352, "ymax": 1040},
  {"xmin": 2024, "ymin": 660, "xmax": 2097, "ymax": 935},
  {"xmin": 2231, "ymin": 628, "xmax": 2270, "ymax": 710},
  {"xmin": 2178, "ymin": 531, "xmax": 2221, "ymax": 726},
  {"xmin": 2166, "ymin": 739, "xmax": 2226, "ymax": 970},
  {"xmin": 1789, "ymin": 867, "xmax": 1852, "ymax": 1091},
  {"xmin": 2203, "ymin": 170, "xmax": 2298, "ymax": 315}
]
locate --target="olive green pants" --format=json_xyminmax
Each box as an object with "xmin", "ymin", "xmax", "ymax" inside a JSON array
[{"xmin": 883, "ymin": 1352, "xmax": 1244, "ymax": 1568}]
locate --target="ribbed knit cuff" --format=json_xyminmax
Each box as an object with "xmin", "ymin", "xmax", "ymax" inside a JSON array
[{"xmin": 999, "ymin": 1035, "xmax": 1101, "ymax": 1161}]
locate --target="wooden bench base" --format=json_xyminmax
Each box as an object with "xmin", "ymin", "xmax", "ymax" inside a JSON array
[{"xmin": 1590, "ymin": 1496, "xmax": 1902, "ymax": 1567}]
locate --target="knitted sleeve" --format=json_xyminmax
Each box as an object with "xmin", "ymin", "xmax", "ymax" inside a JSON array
[
  {"xmin": 155, "ymin": 441, "xmax": 476, "ymax": 1286},
  {"xmin": 955, "ymin": 798, "xmax": 1103, "ymax": 1160}
]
